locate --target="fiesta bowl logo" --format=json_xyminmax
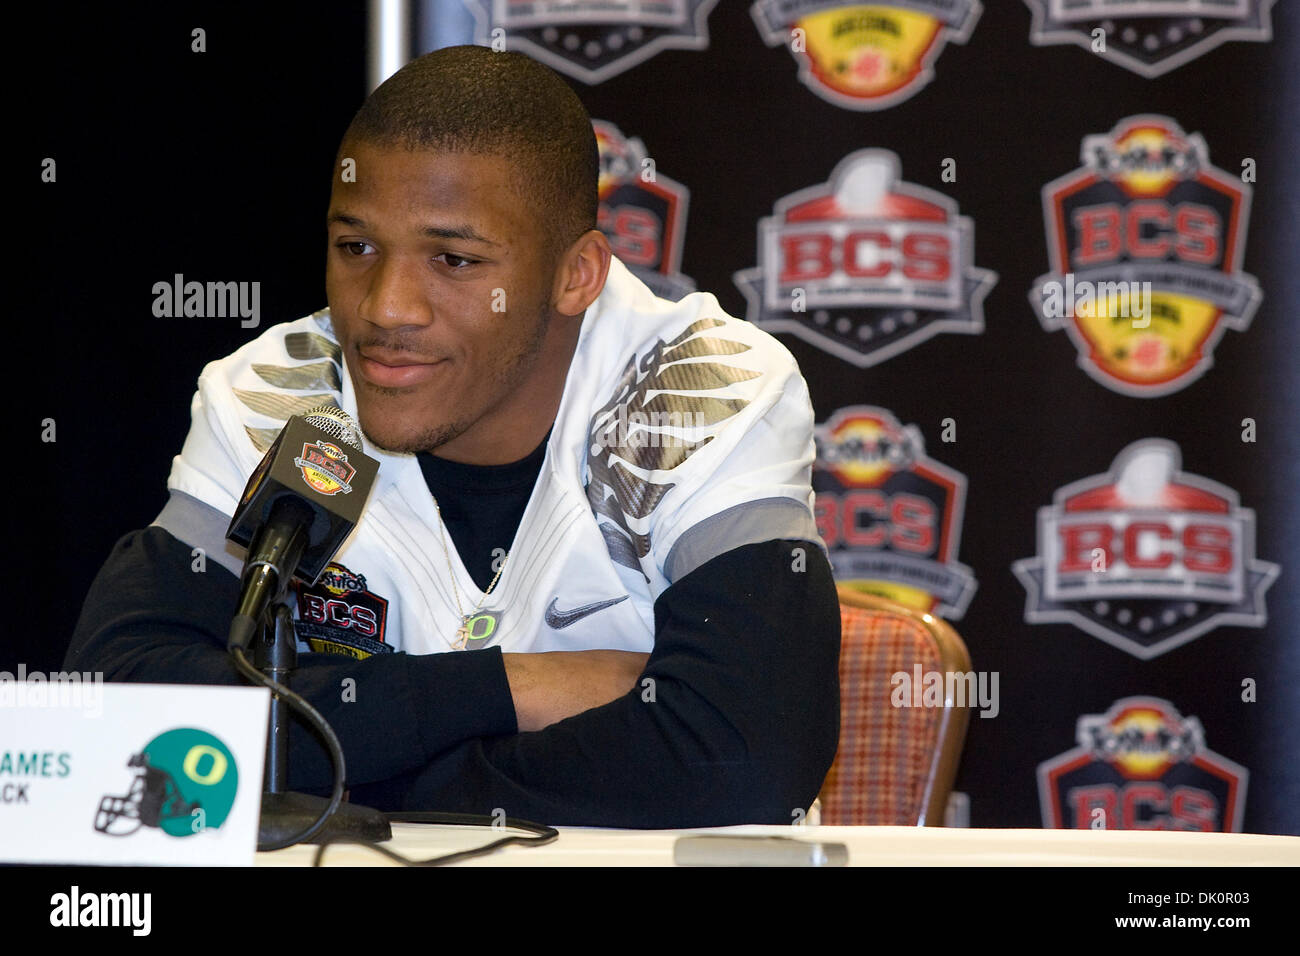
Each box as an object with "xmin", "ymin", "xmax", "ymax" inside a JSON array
[
  {"xmin": 594, "ymin": 120, "xmax": 696, "ymax": 302},
  {"xmin": 1025, "ymin": 1, "xmax": 1274, "ymax": 78},
  {"xmin": 751, "ymin": 1, "xmax": 981, "ymax": 110},
  {"xmin": 1030, "ymin": 116, "xmax": 1260, "ymax": 396},
  {"xmin": 466, "ymin": 0, "xmax": 717, "ymax": 84},
  {"xmin": 735, "ymin": 150, "xmax": 996, "ymax": 367},
  {"xmin": 294, "ymin": 562, "xmax": 391, "ymax": 659},
  {"xmin": 1013, "ymin": 439, "xmax": 1278, "ymax": 659},
  {"xmin": 1038, "ymin": 697, "xmax": 1247, "ymax": 831},
  {"xmin": 294, "ymin": 441, "xmax": 356, "ymax": 496},
  {"xmin": 814, "ymin": 406, "xmax": 976, "ymax": 618},
  {"xmin": 94, "ymin": 728, "xmax": 238, "ymax": 838}
]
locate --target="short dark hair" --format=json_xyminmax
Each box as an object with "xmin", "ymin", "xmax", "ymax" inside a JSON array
[{"xmin": 341, "ymin": 45, "xmax": 598, "ymax": 260}]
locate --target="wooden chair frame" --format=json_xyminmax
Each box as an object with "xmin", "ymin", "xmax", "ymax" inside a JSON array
[{"xmin": 834, "ymin": 586, "xmax": 973, "ymax": 826}]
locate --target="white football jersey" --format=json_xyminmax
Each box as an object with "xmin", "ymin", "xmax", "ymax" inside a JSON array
[{"xmin": 156, "ymin": 256, "xmax": 821, "ymax": 658}]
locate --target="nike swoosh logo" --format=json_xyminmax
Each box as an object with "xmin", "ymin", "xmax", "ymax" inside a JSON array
[{"xmin": 545, "ymin": 595, "xmax": 629, "ymax": 629}]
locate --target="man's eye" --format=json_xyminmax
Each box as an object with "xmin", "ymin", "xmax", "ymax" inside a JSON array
[
  {"xmin": 436, "ymin": 253, "xmax": 478, "ymax": 269},
  {"xmin": 337, "ymin": 241, "xmax": 373, "ymax": 256}
]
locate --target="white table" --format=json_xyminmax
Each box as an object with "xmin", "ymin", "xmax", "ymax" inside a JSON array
[{"xmin": 256, "ymin": 823, "xmax": 1300, "ymax": 866}]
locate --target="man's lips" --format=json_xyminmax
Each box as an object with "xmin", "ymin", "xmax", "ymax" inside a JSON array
[{"xmin": 356, "ymin": 349, "xmax": 447, "ymax": 388}]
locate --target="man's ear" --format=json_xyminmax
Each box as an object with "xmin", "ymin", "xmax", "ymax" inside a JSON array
[{"xmin": 552, "ymin": 229, "xmax": 612, "ymax": 317}]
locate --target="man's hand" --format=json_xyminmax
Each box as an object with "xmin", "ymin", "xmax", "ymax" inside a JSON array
[{"xmin": 502, "ymin": 650, "xmax": 649, "ymax": 732}]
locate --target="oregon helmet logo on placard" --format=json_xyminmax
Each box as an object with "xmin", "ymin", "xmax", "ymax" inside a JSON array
[
  {"xmin": 735, "ymin": 150, "xmax": 995, "ymax": 367},
  {"xmin": 1024, "ymin": 1, "xmax": 1274, "ymax": 78},
  {"xmin": 294, "ymin": 440, "xmax": 356, "ymax": 496},
  {"xmin": 94, "ymin": 728, "xmax": 238, "ymax": 838},
  {"xmin": 814, "ymin": 406, "xmax": 975, "ymax": 618},
  {"xmin": 1029, "ymin": 116, "xmax": 1260, "ymax": 396},
  {"xmin": 1038, "ymin": 697, "xmax": 1247, "ymax": 831},
  {"xmin": 752, "ymin": 1, "xmax": 982, "ymax": 110},
  {"xmin": 1013, "ymin": 439, "xmax": 1278, "ymax": 659},
  {"xmin": 466, "ymin": 0, "xmax": 717, "ymax": 84},
  {"xmin": 594, "ymin": 120, "xmax": 696, "ymax": 301}
]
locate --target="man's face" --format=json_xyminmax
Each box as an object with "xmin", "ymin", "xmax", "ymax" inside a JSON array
[{"xmin": 326, "ymin": 142, "xmax": 563, "ymax": 458}]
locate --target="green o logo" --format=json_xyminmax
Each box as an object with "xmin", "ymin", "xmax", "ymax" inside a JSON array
[
  {"xmin": 464, "ymin": 612, "xmax": 497, "ymax": 641},
  {"xmin": 182, "ymin": 744, "xmax": 228, "ymax": 785}
]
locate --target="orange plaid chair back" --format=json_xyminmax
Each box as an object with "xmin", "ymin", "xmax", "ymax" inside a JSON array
[{"xmin": 818, "ymin": 587, "xmax": 972, "ymax": 826}]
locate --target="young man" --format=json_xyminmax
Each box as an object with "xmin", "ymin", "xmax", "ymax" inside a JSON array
[{"xmin": 66, "ymin": 45, "xmax": 841, "ymax": 828}]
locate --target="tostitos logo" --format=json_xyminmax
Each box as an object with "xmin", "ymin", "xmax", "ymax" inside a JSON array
[
  {"xmin": 734, "ymin": 150, "xmax": 995, "ymax": 367},
  {"xmin": 814, "ymin": 406, "xmax": 976, "ymax": 619},
  {"xmin": 1013, "ymin": 439, "xmax": 1278, "ymax": 660},
  {"xmin": 1024, "ymin": 1, "xmax": 1275, "ymax": 78},
  {"xmin": 1038, "ymin": 697, "xmax": 1248, "ymax": 831},
  {"xmin": 1030, "ymin": 116, "xmax": 1260, "ymax": 396},
  {"xmin": 293, "ymin": 441, "xmax": 356, "ymax": 496},
  {"xmin": 751, "ymin": 1, "xmax": 981, "ymax": 111}
]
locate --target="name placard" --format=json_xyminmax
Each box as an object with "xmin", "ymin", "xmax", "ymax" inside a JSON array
[{"xmin": 0, "ymin": 680, "xmax": 269, "ymax": 865}]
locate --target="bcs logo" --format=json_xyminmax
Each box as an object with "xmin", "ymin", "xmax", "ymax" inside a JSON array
[
  {"xmin": 1025, "ymin": 1, "xmax": 1275, "ymax": 78},
  {"xmin": 293, "ymin": 441, "xmax": 356, "ymax": 496},
  {"xmin": 1013, "ymin": 439, "xmax": 1278, "ymax": 660},
  {"xmin": 1038, "ymin": 697, "xmax": 1248, "ymax": 832},
  {"xmin": 466, "ymin": 0, "xmax": 717, "ymax": 84},
  {"xmin": 751, "ymin": 1, "xmax": 981, "ymax": 110},
  {"xmin": 294, "ymin": 563, "xmax": 391, "ymax": 659},
  {"xmin": 814, "ymin": 406, "xmax": 976, "ymax": 619},
  {"xmin": 735, "ymin": 150, "xmax": 996, "ymax": 367},
  {"xmin": 595, "ymin": 120, "xmax": 696, "ymax": 301},
  {"xmin": 1030, "ymin": 116, "xmax": 1261, "ymax": 396}
]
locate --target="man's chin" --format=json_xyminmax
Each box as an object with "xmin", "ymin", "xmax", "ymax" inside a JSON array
[{"xmin": 358, "ymin": 418, "xmax": 464, "ymax": 456}]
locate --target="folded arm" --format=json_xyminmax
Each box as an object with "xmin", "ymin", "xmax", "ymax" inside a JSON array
[{"xmin": 353, "ymin": 537, "xmax": 842, "ymax": 828}]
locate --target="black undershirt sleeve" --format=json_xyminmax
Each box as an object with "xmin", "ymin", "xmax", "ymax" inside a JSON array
[
  {"xmin": 349, "ymin": 537, "xmax": 842, "ymax": 828},
  {"xmin": 63, "ymin": 527, "xmax": 519, "ymax": 793}
]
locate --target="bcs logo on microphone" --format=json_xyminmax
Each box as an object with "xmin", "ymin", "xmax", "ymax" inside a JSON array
[
  {"xmin": 1029, "ymin": 116, "xmax": 1261, "ymax": 396},
  {"xmin": 751, "ymin": 1, "xmax": 982, "ymax": 111},
  {"xmin": 1038, "ymin": 697, "xmax": 1248, "ymax": 832},
  {"xmin": 1013, "ymin": 439, "xmax": 1278, "ymax": 660},
  {"xmin": 294, "ymin": 441, "xmax": 356, "ymax": 496},
  {"xmin": 734, "ymin": 150, "xmax": 996, "ymax": 367},
  {"xmin": 814, "ymin": 406, "xmax": 976, "ymax": 619},
  {"xmin": 294, "ymin": 563, "xmax": 391, "ymax": 658}
]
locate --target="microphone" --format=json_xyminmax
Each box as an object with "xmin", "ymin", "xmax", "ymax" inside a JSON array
[{"xmin": 225, "ymin": 405, "xmax": 379, "ymax": 651}]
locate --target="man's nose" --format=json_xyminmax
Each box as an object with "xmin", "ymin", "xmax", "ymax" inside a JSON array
[{"xmin": 357, "ymin": 255, "xmax": 434, "ymax": 328}]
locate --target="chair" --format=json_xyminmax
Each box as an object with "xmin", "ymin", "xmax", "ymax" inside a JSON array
[{"xmin": 818, "ymin": 586, "xmax": 973, "ymax": 825}]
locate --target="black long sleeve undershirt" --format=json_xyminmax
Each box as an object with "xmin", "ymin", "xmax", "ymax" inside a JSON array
[
  {"xmin": 358, "ymin": 537, "xmax": 843, "ymax": 828},
  {"xmin": 65, "ymin": 531, "xmax": 840, "ymax": 827}
]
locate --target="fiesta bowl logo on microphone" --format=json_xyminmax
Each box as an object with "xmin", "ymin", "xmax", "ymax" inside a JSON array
[
  {"xmin": 1038, "ymin": 697, "xmax": 1247, "ymax": 831},
  {"xmin": 1013, "ymin": 439, "xmax": 1278, "ymax": 659},
  {"xmin": 1024, "ymin": 1, "xmax": 1274, "ymax": 78},
  {"xmin": 751, "ymin": 1, "xmax": 982, "ymax": 111},
  {"xmin": 735, "ymin": 150, "xmax": 996, "ymax": 367},
  {"xmin": 294, "ymin": 441, "xmax": 356, "ymax": 496},
  {"xmin": 814, "ymin": 406, "xmax": 976, "ymax": 619},
  {"xmin": 594, "ymin": 120, "xmax": 696, "ymax": 302},
  {"xmin": 466, "ymin": 0, "xmax": 717, "ymax": 84},
  {"xmin": 1030, "ymin": 116, "xmax": 1260, "ymax": 396}
]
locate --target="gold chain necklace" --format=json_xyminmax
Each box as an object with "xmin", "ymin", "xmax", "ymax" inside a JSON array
[{"xmin": 434, "ymin": 499, "xmax": 507, "ymax": 650}]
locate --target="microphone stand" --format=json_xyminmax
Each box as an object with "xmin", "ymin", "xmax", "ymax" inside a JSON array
[{"xmin": 252, "ymin": 601, "xmax": 391, "ymax": 847}]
